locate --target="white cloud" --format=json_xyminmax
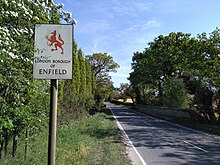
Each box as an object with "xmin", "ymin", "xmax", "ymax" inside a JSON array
[
  {"xmin": 111, "ymin": 1, "xmax": 152, "ymax": 17},
  {"xmin": 78, "ymin": 19, "xmax": 113, "ymax": 34},
  {"xmin": 105, "ymin": 18, "xmax": 161, "ymax": 57},
  {"xmin": 135, "ymin": 1, "xmax": 152, "ymax": 11},
  {"xmin": 142, "ymin": 19, "xmax": 161, "ymax": 30},
  {"xmin": 84, "ymin": 0, "xmax": 153, "ymax": 19},
  {"xmin": 90, "ymin": 36, "xmax": 110, "ymax": 53},
  {"xmin": 112, "ymin": 18, "xmax": 161, "ymax": 40}
]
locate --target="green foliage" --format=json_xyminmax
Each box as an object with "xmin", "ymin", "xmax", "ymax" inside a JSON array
[
  {"xmin": 130, "ymin": 29, "xmax": 220, "ymax": 123},
  {"xmin": 0, "ymin": 110, "xmax": 131, "ymax": 165},
  {"xmin": 117, "ymin": 83, "xmax": 136, "ymax": 102},
  {"xmin": 87, "ymin": 53, "xmax": 119, "ymax": 78},
  {"xmin": 85, "ymin": 60, "xmax": 95, "ymax": 109},
  {"xmin": 72, "ymin": 41, "xmax": 80, "ymax": 101},
  {"xmin": 58, "ymin": 80, "xmax": 65, "ymax": 116},
  {"xmin": 86, "ymin": 53, "xmax": 119, "ymax": 111},
  {"xmin": 78, "ymin": 49, "xmax": 86, "ymax": 105},
  {"xmin": 0, "ymin": 0, "xmax": 52, "ymax": 141},
  {"xmin": 0, "ymin": 0, "xmax": 76, "ymax": 158},
  {"xmin": 0, "ymin": 0, "xmax": 95, "ymax": 161},
  {"xmin": 60, "ymin": 42, "xmax": 95, "ymax": 121},
  {"xmin": 163, "ymin": 78, "xmax": 190, "ymax": 108}
]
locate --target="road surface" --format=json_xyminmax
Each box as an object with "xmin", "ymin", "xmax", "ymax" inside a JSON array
[{"xmin": 106, "ymin": 102, "xmax": 220, "ymax": 165}]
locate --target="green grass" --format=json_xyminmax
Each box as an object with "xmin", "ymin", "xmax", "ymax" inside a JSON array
[{"xmin": 0, "ymin": 109, "xmax": 131, "ymax": 165}]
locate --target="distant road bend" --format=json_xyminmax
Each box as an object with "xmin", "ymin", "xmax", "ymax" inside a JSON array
[{"xmin": 106, "ymin": 102, "xmax": 220, "ymax": 165}]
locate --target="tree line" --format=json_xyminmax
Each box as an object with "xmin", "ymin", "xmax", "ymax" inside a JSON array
[
  {"xmin": 129, "ymin": 30, "xmax": 220, "ymax": 124},
  {"xmin": 0, "ymin": 0, "xmax": 118, "ymax": 159}
]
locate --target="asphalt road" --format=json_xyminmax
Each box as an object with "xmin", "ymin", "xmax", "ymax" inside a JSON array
[{"xmin": 106, "ymin": 102, "xmax": 220, "ymax": 165}]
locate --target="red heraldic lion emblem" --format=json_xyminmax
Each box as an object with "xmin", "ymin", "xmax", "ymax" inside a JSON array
[{"xmin": 45, "ymin": 30, "xmax": 64, "ymax": 54}]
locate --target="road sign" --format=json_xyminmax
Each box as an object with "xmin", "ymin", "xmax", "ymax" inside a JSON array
[{"xmin": 33, "ymin": 24, "xmax": 72, "ymax": 79}]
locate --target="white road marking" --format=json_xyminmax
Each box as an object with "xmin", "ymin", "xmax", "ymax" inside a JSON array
[
  {"xmin": 183, "ymin": 140, "xmax": 208, "ymax": 153},
  {"xmin": 129, "ymin": 109, "xmax": 211, "ymax": 136},
  {"xmin": 143, "ymin": 121, "xmax": 152, "ymax": 126},
  {"xmin": 110, "ymin": 108, "xmax": 148, "ymax": 165}
]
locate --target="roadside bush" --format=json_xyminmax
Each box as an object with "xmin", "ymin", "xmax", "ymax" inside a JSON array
[{"xmin": 163, "ymin": 78, "xmax": 191, "ymax": 109}]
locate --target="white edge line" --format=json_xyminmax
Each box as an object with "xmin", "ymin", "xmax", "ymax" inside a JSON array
[
  {"xmin": 183, "ymin": 140, "xmax": 208, "ymax": 153},
  {"xmin": 110, "ymin": 108, "xmax": 148, "ymax": 165}
]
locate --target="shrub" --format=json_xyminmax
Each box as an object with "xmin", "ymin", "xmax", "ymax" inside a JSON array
[{"xmin": 163, "ymin": 78, "xmax": 191, "ymax": 108}]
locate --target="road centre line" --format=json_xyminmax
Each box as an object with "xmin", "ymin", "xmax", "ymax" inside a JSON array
[
  {"xmin": 129, "ymin": 109, "xmax": 211, "ymax": 136},
  {"xmin": 128, "ymin": 108, "xmax": 211, "ymax": 154},
  {"xmin": 183, "ymin": 140, "xmax": 208, "ymax": 153},
  {"xmin": 143, "ymin": 121, "xmax": 152, "ymax": 126},
  {"xmin": 110, "ymin": 108, "xmax": 148, "ymax": 165}
]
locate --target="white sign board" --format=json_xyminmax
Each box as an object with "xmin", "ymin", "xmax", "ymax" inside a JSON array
[{"xmin": 33, "ymin": 24, "xmax": 72, "ymax": 79}]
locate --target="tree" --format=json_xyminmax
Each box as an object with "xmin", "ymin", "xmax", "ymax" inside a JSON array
[
  {"xmin": 86, "ymin": 53, "xmax": 119, "ymax": 111},
  {"xmin": 86, "ymin": 53, "xmax": 119, "ymax": 78},
  {"xmin": 117, "ymin": 83, "xmax": 130, "ymax": 102},
  {"xmin": 0, "ymin": 0, "xmax": 75, "ymax": 158},
  {"xmin": 61, "ymin": 41, "xmax": 81, "ymax": 120},
  {"xmin": 129, "ymin": 29, "xmax": 220, "ymax": 123},
  {"xmin": 85, "ymin": 59, "xmax": 95, "ymax": 110},
  {"xmin": 60, "ymin": 41, "xmax": 96, "ymax": 121},
  {"xmin": 0, "ymin": 0, "xmax": 52, "ymax": 157},
  {"xmin": 162, "ymin": 78, "xmax": 190, "ymax": 108},
  {"xmin": 124, "ymin": 84, "xmax": 136, "ymax": 103}
]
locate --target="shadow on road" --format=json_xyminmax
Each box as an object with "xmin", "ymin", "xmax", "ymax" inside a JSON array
[{"xmin": 109, "ymin": 104, "xmax": 220, "ymax": 165}]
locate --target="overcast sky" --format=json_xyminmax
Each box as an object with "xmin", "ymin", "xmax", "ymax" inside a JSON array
[{"xmin": 55, "ymin": 0, "xmax": 220, "ymax": 87}]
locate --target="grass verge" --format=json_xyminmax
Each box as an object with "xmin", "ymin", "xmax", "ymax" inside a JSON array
[{"xmin": 0, "ymin": 109, "xmax": 131, "ymax": 165}]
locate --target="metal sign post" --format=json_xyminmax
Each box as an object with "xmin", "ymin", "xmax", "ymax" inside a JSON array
[
  {"xmin": 33, "ymin": 24, "xmax": 73, "ymax": 165},
  {"xmin": 48, "ymin": 79, "xmax": 58, "ymax": 165}
]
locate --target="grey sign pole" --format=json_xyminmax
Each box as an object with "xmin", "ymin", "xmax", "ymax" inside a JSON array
[{"xmin": 48, "ymin": 79, "xmax": 58, "ymax": 165}]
